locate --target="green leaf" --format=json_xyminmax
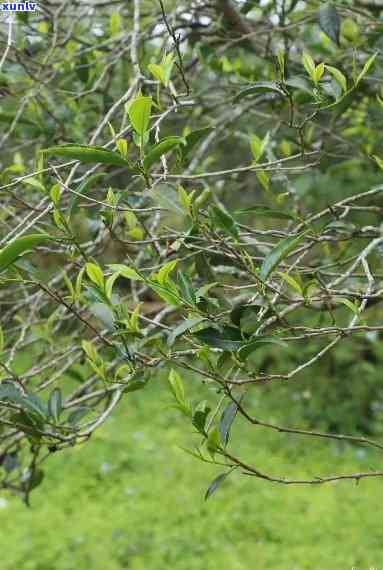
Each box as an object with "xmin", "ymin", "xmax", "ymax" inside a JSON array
[
  {"xmin": 132, "ymin": 130, "xmax": 150, "ymax": 148},
  {"xmin": 256, "ymin": 170, "xmax": 270, "ymax": 193},
  {"xmin": 116, "ymin": 138, "xmax": 129, "ymax": 159},
  {"xmin": 128, "ymin": 96, "xmax": 152, "ymax": 135},
  {"xmin": 284, "ymin": 76, "xmax": 313, "ymax": 95},
  {"xmin": 168, "ymin": 369, "xmax": 185, "ymax": 402},
  {"xmin": 110, "ymin": 11, "xmax": 122, "ymax": 36},
  {"xmin": 151, "ymin": 183, "xmax": 184, "ymax": 215},
  {"xmin": 75, "ymin": 267, "xmax": 85, "ymax": 300},
  {"xmin": 313, "ymin": 62, "xmax": 325, "ymax": 85},
  {"xmin": 230, "ymin": 303, "xmax": 258, "ymax": 327},
  {"xmin": 21, "ymin": 393, "xmax": 48, "ymax": 421},
  {"xmin": 148, "ymin": 55, "xmax": 174, "ymax": 87},
  {"xmin": 148, "ymin": 63, "xmax": 167, "ymax": 85},
  {"xmin": 206, "ymin": 427, "xmax": 221, "ymax": 457},
  {"xmin": 105, "ymin": 272, "xmax": 121, "ymax": 302},
  {"xmin": 107, "ymin": 264, "xmax": 144, "ymax": 282},
  {"xmin": 302, "ymin": 52, "xmax": 315, "ymax": 79},
  {"xmin": 85, "ymin": 262, "xmax": 105, "ymax": 289},
  {"xmin": 50, "ymin": 183, "xmax": 61, "ymax": 205},
  {"xmin": 235, "ymin": 206, "xmax": 295, "ymax": 220},
  {"xmin": 177, "ymin": 185, "xmax": 193, "ymax": 212},
  {"xmin": 192, "ymin": 401, "xmax": 211, "ymax": 434},
  {"xmin": 180, "ymin": 127, "xmax": 214, "ymax": 161},
  {"xmin": 43, "ymin": 144, "xmax": 129, "ymax": 166},
  {"xmin": 194, "ymin": 188, "xmax": 212, "ymax": 210},
  {"xmin": 76, "ymin": 53, "xmax": 90, "ymax": 84},
  {"xmin": 82, "ymin": 340, "xmax": 98, "ymax": 362},
  {"xmin": 161, "ymin": 52, "xmax": 175, "ymax": 84},
  {"xmin": 63, "ymin": 273, "xmax": 75, "ymax": 302},
  {"xmin": 325, "ymin": 65, "xmax": 347, "ymax": 93},
  {"xmin": 233, "ymin": 81, "xmax": 286, "ymax": 103},
  {"xmin": 168, "ymin": 369, "xmax": 190, "ymax": 414},
  {"xmin": 356, "ymin": 53, "xmax": 378, "ymax": 86},
  {"xmin": 318, "ymin": 3, "xmax": 340, "ymax": 46},
  {"xmin": 148, "ymin": 282, "xmax": 181, "ymax": 306},
  {"xmin": 219, "ymin": 401, "xmax": 238, "ymax": 446},
  {"xmin": 0, "ymin": 387, "xmax": 47, "ymax": 424},
  {"xmin": 279, "ymin": 272, "xmax": 303, "ymax": 295},
  {"xmin": 48, "ymin": 388, "xmax": 62, "ymax": 423},
  {"xmin": 0, "ymin": 234, "xmax": 51, "ymax": 273},
  {"xmin": 23, "ymin": 177, "xmax": 46, "ymax": 192},
  {"xmin": 337, "ymin": 297, "xmax": 359, "ymax": 314},
  {"xmin": 205, "ymin": 471, "xmax": 231, "ymax": 501},
  {"xmin": 143, "ymin": 137, "xmax": 186, "ymax": 172},
  {"xmin": 156, "ymin": 260, "xmax": 179, "ymax": 286},
  {"xmin": 129, "ymin": 304, "xmax": 141, "ymax": 333},
  {"xmin": 168, "ymin": 316, "xmax": 205, "ymax": 347},
  {"xmin": 0, "ymin": 383, "xmax": 24, "ymax": 405},
  {"xmin": 209, "ymin": 204, "xmax": 239, "ymax": 239},
  {"xmin": 251, "ymin": 132, "xmax": 270, "ymax": 162},
  {"xmin": 194, "ymin": 326, "xmax": 243, "ymax": 351},
  {"xmin": 259, "ymin": 232, "xmax": 307, "ymax": 281},
  {"xmin": 373, "ymin": 155, "xmax": 383, "ymax": 171},
  {"xmin": 89, "ymin": 303, "xmax": 115, "ymax": 330},
  {"xmin": 177, "ymin": 271, "xmax": 196, "ymax": 305},
  {"xmin": 303, "ymin": 279, "xmax": 320, "ymax": 302}
]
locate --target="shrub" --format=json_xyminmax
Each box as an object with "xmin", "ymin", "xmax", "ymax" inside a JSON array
[{"xmin": 1, "ymin": 0, "xmax": 383, "ymax": 500}]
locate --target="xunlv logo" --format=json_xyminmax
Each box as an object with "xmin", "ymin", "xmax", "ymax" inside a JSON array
[{"xmin": 0, "ymin": 2, "xmax": 37, "ymax": 10}]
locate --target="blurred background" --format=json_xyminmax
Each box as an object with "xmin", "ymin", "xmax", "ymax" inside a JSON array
[{"xmin": 0, "ymin": 375, "xmax": 382, "ymax": 570}]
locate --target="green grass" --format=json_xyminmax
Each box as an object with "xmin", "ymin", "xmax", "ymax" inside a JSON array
[{"xmin": 0, "ymin": 381, "xmax": 382, "ymax": 570}]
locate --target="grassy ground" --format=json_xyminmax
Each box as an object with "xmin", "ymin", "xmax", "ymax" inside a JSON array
[{"xmin": 0, "ymin": 380, "xmax": 381, "ymax": 570}]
